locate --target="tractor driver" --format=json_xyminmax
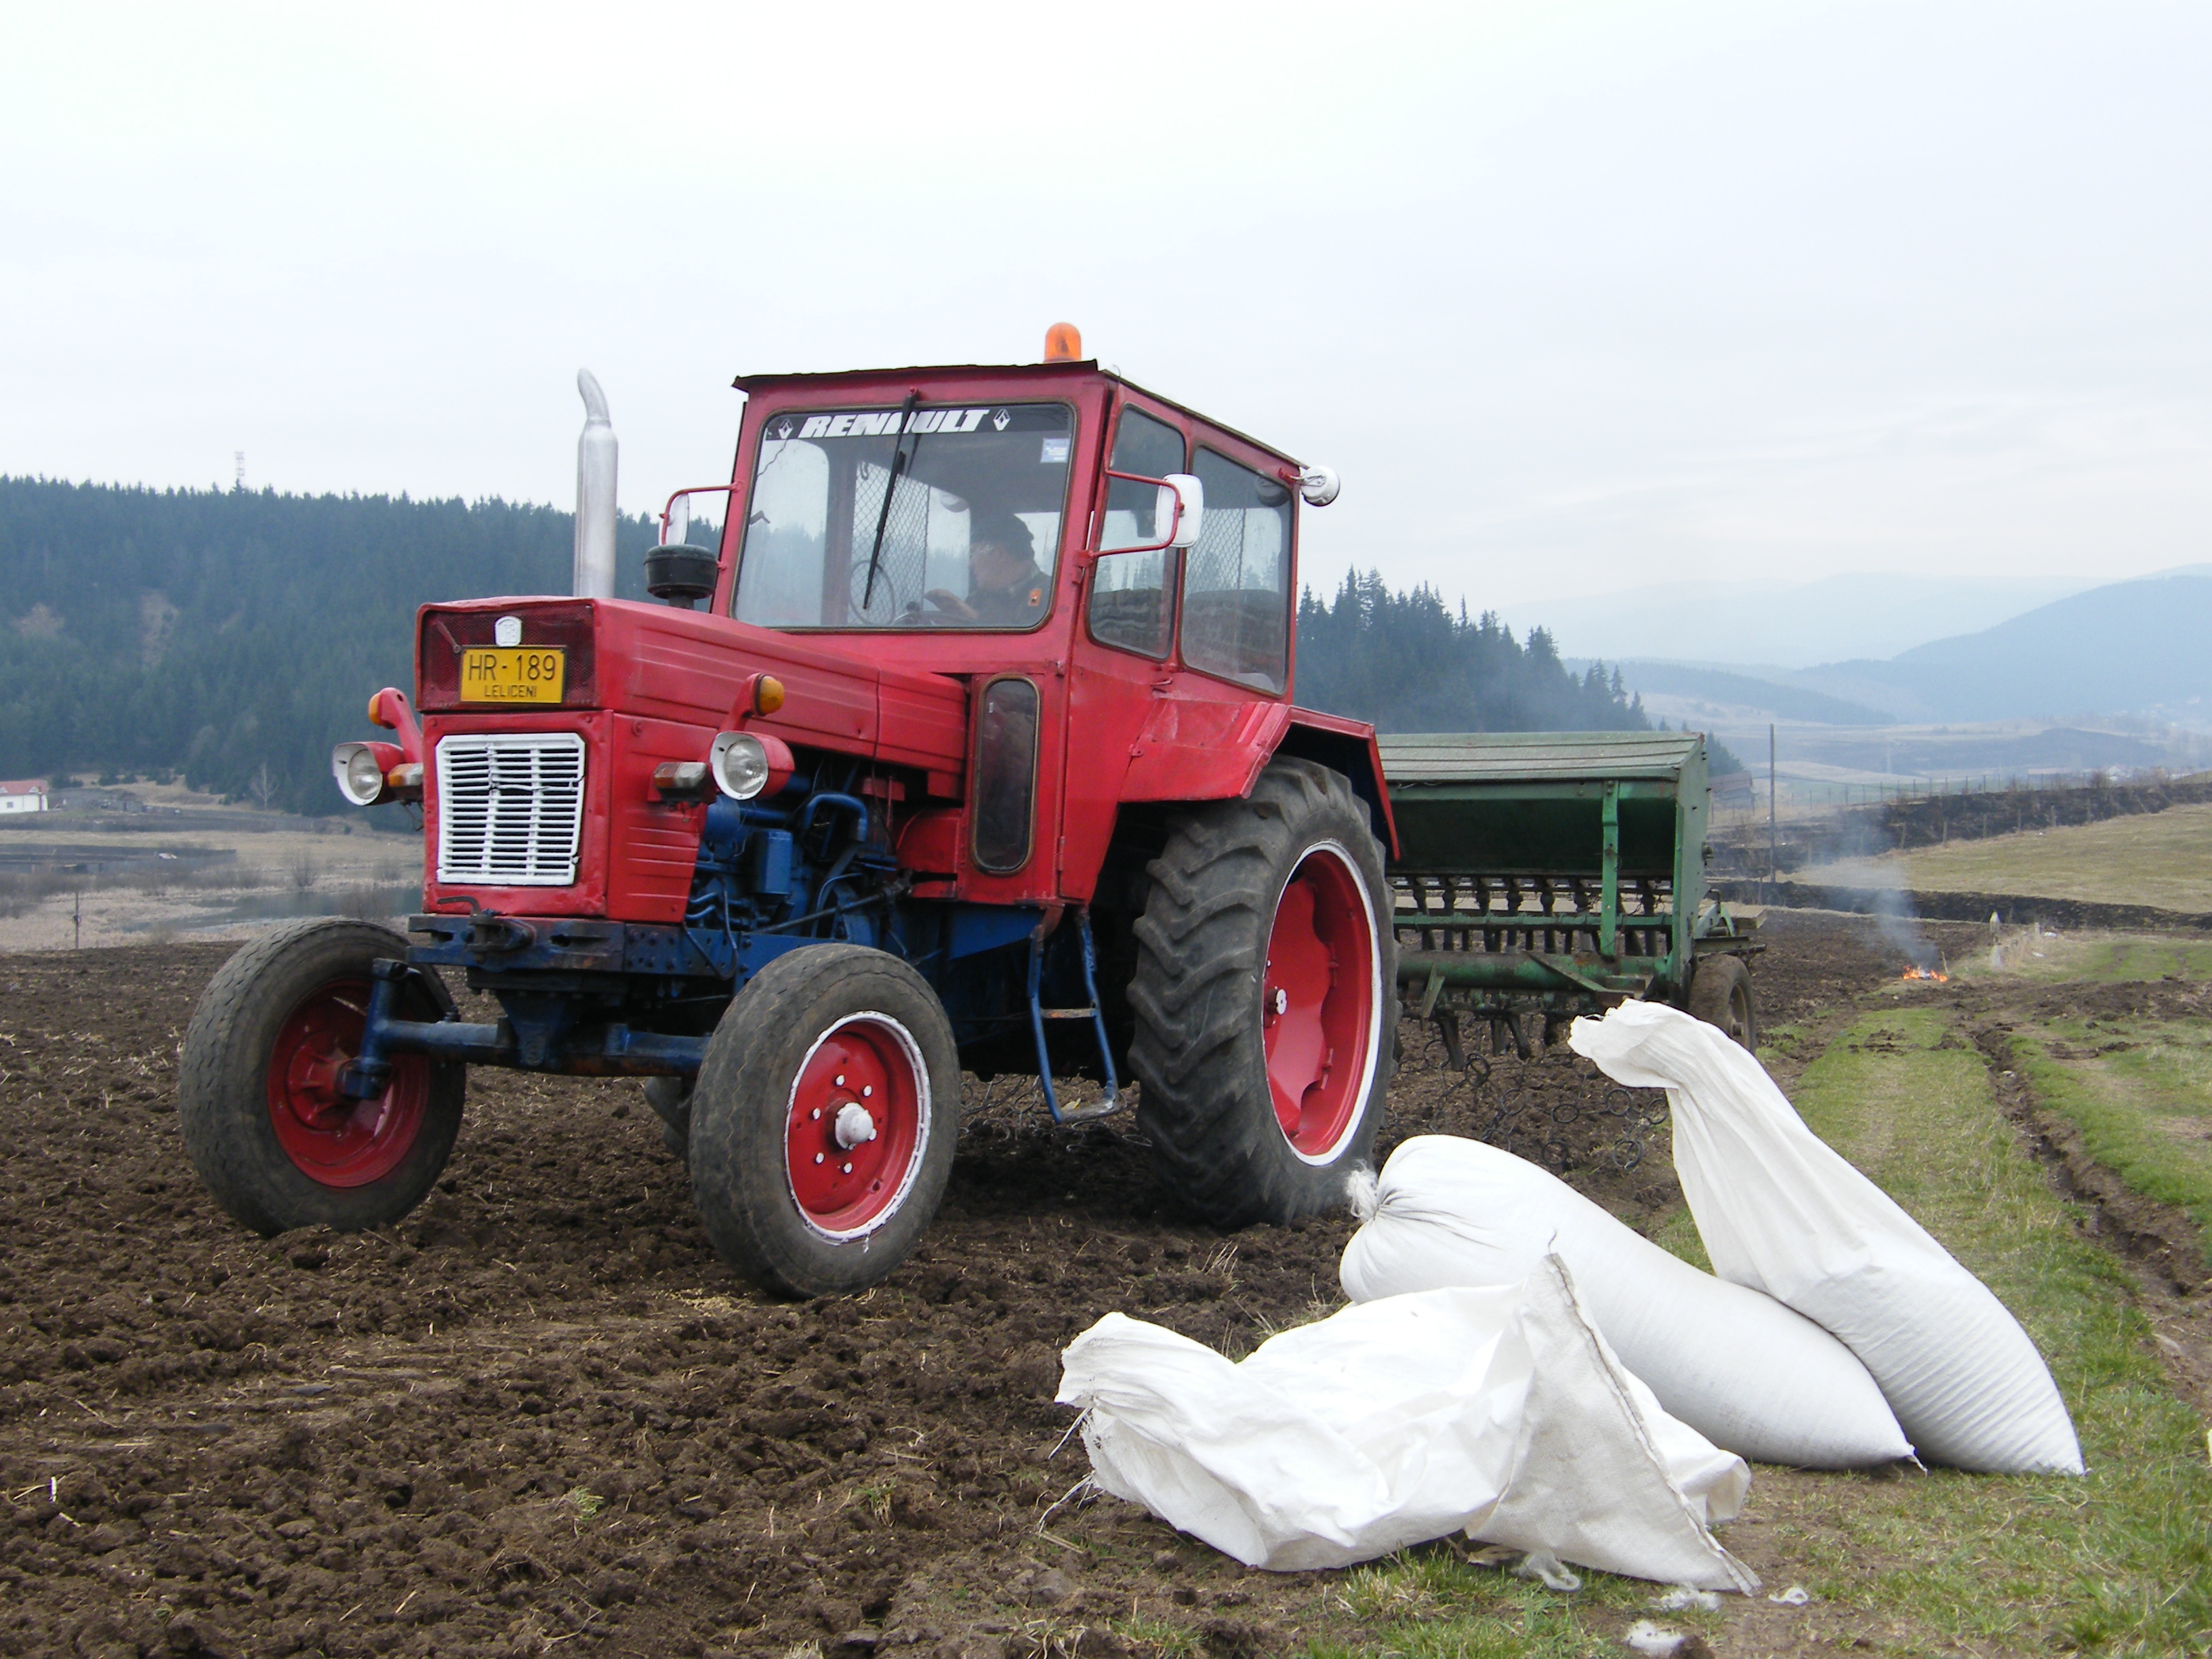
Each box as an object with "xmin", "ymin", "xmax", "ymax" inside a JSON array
[{"xmin": 925, "ymin": 514, "xmax": 1049, "ymax": 627}]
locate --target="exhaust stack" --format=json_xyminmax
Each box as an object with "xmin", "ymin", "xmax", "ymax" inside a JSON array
[{"xmin": 573, "ymin": 369, "xmax": 618, "ymax": 599}]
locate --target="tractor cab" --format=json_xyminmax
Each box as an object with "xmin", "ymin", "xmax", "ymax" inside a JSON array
[{"xmin": 702, "ymin": 360, "xmax": 1330, "ymax": 682}]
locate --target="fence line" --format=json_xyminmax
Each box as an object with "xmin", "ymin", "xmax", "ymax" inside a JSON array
[{"xmin": 1720, "ymin": 767, "xmax": 2208, "ymax": 815}]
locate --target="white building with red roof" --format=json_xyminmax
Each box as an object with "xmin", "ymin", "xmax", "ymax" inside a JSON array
[{"xmin": 0, "ymin": 779, "xmax": 50, "ymax": 814}]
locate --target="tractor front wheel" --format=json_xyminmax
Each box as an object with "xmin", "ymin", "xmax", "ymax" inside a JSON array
[
  {"xmin": 1129, "ymin": 760, "xmax": 1397, "ymax": 1227},
  {"xmin": 688, "ymin": 945, "xmax": 960, "ymax": 1298},
  {"xmin": 178, "ymin": 918, "xmax": 466, "ymax": 1235}
]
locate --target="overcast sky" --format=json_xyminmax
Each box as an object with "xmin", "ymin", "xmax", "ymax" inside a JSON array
[{"xmin": 3, "ymin": 1, "xmax": 2207, "ymax": 613}]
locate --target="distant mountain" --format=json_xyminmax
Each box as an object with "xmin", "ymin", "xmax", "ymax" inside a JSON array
[
  {"xmin": 1786, "ymin": 568, "xmax": 2212, "ymax": 723},
  {"xmin": 1500, "ymin": 572, "xmax": 2085, "ymax": 670},
  {"xmin": 1775, "ymin": 724, "xmax": 2179, "ymax": 776},
  {"xmin": 1578, "ymin": 660, "xmax": 1892, "ymax": 726},
  {"xmin": 1601, "ymin": 567, "xmax": 2212, "ymax": 729}
]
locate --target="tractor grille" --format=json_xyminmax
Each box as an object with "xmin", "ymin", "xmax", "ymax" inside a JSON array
[{"xmin": 434, "ymin": 733, "xmax": 586, "ymax": 886}]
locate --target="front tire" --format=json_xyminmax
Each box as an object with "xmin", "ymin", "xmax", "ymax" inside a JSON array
[
  {"xmin": 178, "ymin": 918, "xmax": 465, "ymax": 1235},
  {"xmin": 689, "ymin": 945, "xmax": 960, "ymax": 1298},
  {"xmin": 1128, "ymin": 761, "xmax": 1397, "ymax": 1226}
]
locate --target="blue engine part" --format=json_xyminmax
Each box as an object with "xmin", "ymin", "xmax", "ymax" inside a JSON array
[
  {"xmin": 682, "ymin": 792, "xmax": 901, "ymax": 977},
  {"xmin": 384, "ymin": 761, "xmax": 1120, "ymax": 1118}
]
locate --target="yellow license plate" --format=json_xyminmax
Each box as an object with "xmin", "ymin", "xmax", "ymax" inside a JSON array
[{"xmin": 459, "ymin": 647, "xmax": 567, "ymax": 704}]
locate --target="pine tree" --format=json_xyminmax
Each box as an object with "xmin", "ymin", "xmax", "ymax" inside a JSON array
[
  {"xmin": 1292, "ymin": 571, "xmax": 1654, "ymax": 734},
  {"xmin": 0, "ymin": 478, "xmax": 665, "ymax": 813}
]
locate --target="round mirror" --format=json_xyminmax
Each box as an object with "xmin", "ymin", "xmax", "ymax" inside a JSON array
[{"xmin": 644, "ymin": 544, "xmax": 718, "ymax": 609}]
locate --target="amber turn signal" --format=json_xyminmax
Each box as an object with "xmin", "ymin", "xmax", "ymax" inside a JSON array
[
  {"xmin": 367, "ymin": 693, "xmax": 392, "ymax": 729},
  {"xmin": 651, "ymin": 760, "xmax": 714, "ymax": 802},
  {"xmin": 754, "ymin": 675, "xmax": 786, "ymax": 716}
]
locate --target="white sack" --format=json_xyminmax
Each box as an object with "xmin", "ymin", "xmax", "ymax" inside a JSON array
[
  {"xmin": 1481, "ymin": 1259, "xmax": 1757, "ymax": 1593},
  {"xmin": 1059, "ymin": 1286, "xmax": 1530, "ymax": 1573},
  {"xmin": 1340, "ymin": 1136, "xmax": 1911, "ymax": 1469},
  {"xmin": 1571, "ymin": 1000, "xmax": 2083, "ymax": 1475},
  {"xmin": 1057, "ymin": 1263, "xmax": 1758, "ymax": 1591}
]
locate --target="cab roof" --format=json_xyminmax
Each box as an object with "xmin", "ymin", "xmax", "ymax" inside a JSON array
[{"xmin": 729, "ymin": 360, "xmax": 1303, "ymax": 468}]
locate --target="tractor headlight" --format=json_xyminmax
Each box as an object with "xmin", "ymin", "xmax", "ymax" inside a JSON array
[
  {"xmin": 709, "ymin": 730, "xmax": 796, "ymax": 801},
  {"xmin": 333, "ymin": 743, "xmax": 388, "ymax": 806},
  {"xmin": 710, "ymin": 732, "xmax": 770, "ymax": 800}
]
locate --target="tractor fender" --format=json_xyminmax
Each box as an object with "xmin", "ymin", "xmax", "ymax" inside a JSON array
[
  {"xmin": 1272, "ymin": 708, "xmax": 1399, "ymax": 859},
  {"xmin": 1118, "ymin": 701, "xmax": 1397, "ymax": 859}
]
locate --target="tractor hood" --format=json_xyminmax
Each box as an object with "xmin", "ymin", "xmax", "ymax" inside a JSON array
[{"xmin": 415, "ymin": 596, "xmax": 971, "ymax": 783}]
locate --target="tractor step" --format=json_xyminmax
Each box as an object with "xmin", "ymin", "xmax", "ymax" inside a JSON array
[
  {"xmin": 1048, "ymin": 1091, "xmax": 1122, "ymax": 1125},
  {"xmin": 1027, "ymin": 915, "xmax": 1124, "ymax": 1128}
]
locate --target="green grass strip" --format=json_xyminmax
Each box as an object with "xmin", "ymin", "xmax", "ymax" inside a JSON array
[
  {"xmin": 2011, "ymin": 1030, "xmax": 2212, "ymax": 1268},
  {"xmin": 1275, "ymin": 1008, "xmax": 2211, "ymax": 1657},
  {"xmin": 1783, "ymin": 1008, "xmax": 2212, "ymax": 1655}
]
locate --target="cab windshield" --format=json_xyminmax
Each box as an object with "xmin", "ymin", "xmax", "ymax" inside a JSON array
[{"xmin": 732, "ymin": 402, "xmax": 1072, "ymax": 630}]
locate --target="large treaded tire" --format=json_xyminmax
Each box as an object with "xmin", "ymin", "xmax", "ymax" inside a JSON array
[
  {"xmin": 689, "ymin": 944, "xmax": 960, "ymax": 1298},
  {"xmin": 1687, "ymin": 954, "xmax": 1757, "ymax": 1051},
  {"xmin": 178, "ymin": 918, "xmax": 465, "ymax": 1235},
  {"xmin": 1128, "ymin": 760, "xmax": 1396, "ymax": 1226}
]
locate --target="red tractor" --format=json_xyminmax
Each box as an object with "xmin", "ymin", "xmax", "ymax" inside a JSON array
[{"xmin": 178, "ymin": 333, "xmax": 1400, "ymax": 1296}]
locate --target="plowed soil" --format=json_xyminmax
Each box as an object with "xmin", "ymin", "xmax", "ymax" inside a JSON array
[{"xmin": 0, "ymin": 918, "xmax": 1912, "ymax": 1658}]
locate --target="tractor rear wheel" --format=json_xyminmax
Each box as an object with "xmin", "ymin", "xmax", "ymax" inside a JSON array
[
  {"xmin": 1687, "ymin": 954, "xmax": 1757, "ymax": 1050},
  {"xmin": 688, "ymin": 944, "xmax": 960, "ymax": 1298},
  {"xmin": 1128, "ymin": 760, "xmax": 1396, "ymax": 1226},
  {"xmin": 178, "ymin": 918, "xmax": 465, "ymax": 1235}
]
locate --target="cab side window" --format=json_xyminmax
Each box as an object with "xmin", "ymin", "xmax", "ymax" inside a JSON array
[
  {"xmin": 1088, "ymin": 408, "xmax": 1185, "ymax": 659},
  {"xmin": 1180, "ymin": 448, "xmax": 1292, "ymax": 693}
]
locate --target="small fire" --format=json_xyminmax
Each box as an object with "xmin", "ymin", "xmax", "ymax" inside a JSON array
[{"xmin": 1900, "ymin": 966, "xmax": 1949, "ymax": 983}]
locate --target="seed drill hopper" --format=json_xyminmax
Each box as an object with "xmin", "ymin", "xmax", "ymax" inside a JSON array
[{"xmin": 1382, "ymin": 730, "xmax": 1761, "ymax": 1065}]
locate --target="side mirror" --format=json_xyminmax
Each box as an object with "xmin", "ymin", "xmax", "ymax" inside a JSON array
[
  {"xmin": 651, "ymin": 483, "xmax": 739, "ymax": 605},
  {"xmin": 1298, "ymin": 464, "xmax": 1340, "ymax": 508},
  {"xmin": 644, "ymin": 544, "xmax": 719, "ymax": 609},
  {"xmin": 1163, "ymin": 473, "xmax": 1204, "ymax": 550}
]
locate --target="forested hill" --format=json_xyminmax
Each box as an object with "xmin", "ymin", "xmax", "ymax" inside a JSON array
[
  {"xmin": 1294, "ymin": 572, "xmax": 1655, "ymax": 736},
  {"xmin": 1, "ymin": 481, "xmax": 1668, "ymax": 813},
  {"xmin": 0, "ymin": 478, "xmax": 659, "ymax": 812}
]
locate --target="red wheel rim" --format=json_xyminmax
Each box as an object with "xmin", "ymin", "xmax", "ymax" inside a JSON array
[
  {"xmin": 784, "ymin": 1015, "xmax": 930, "ymax": 1238},
  {"xmin": 1262, "ymin": 844, "xmax": 1382, "ymax": 1162},
  {"xmin": 265, "ymin": 977, "xmax": 430, "ymax": 1188}
]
